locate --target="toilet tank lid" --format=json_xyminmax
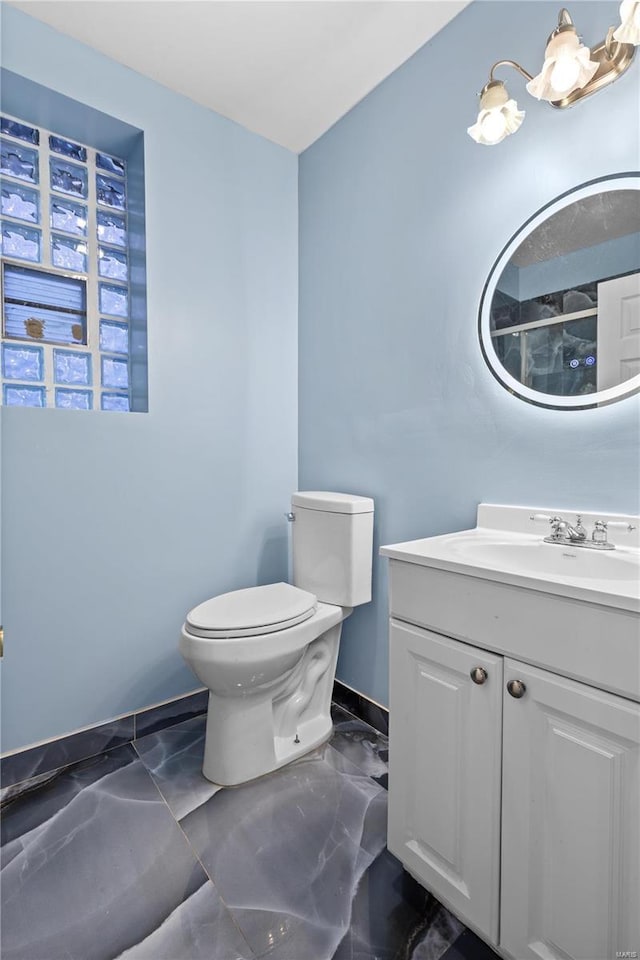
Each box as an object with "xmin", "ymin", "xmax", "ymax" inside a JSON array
[{"xmin": 291, "ymin": 492, "xmax": 374, "ymax": 514}]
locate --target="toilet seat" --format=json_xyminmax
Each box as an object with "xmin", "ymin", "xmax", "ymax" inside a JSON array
[{"xmin": 185, "ymin": 582, "xmax": 317, "ymax": 639}]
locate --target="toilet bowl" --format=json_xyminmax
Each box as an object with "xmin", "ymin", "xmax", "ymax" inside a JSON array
[{"xmin": 180, "ymin": 492, "xmax": 374, "ymax": 785}]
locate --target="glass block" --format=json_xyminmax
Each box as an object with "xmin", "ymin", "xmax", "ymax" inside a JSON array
[
  {"xmin": 55, "ymin": 388, "xmax": 92, "ymax": 410},
  {"xmin": 99, "ymin": 282, "xmax": 128, "ymax": 317},
  {"xmin": 2, "ymin": 383, "xmax": 46, "ymax": 407},
  {"xmin": 98, "ymin": 246, "xmax": 127, "ymax": 281},
  {"xmin": 97, "ymin": 210, "xmax": 126, "ymax": 247},
  {"xmin": 101, "ymin": 392, "xmax": 130, "ymax": 412},
  {"xmin": 100, "ymin": 320, "xmax": 129, "ymax": 355},
  {"xmin": 49, "ymin": 136, "xmax": 87, "ymax": 162},
  {"xmin": 52, "ymin": 234, "xmax": 88, "ymax": 272},
  {"xmin": 1, "ymin": 221, "xmax": 40, "ymax": 261},
  {"xmin": 51, "ymin": 198, "xmax": 87, "ymax": 236},
  {"xmin": 101, "ymin": 356, "xmax": 129, "ymax": 389},
  {"xmin": 2, "ymin": 343, "xmax": 44, "ymax": 381},
  {"xmin": 54, "ymin": 349, "xmax": 92, "ymax": 385},
  {"xmin": 49, "ymin": 158, "xmax": 87, "ymax": 198},
  {"xmin": 1, "ymin": 139, "xmax": 38, "ymax": 183},
  {"xmin": 96, "ymin": 174, "xmax": 126, "ymax": 210},
  {"xmin": 1, "ymin": 180, "xmax": 39, "ymax": 222},
  {"xmin": 1, "ymin": 117, "xmax": 39, "ymax": 145},
  {"xmin": 96, "ymin": 153, "xmax": 125, "ymax": 177}
]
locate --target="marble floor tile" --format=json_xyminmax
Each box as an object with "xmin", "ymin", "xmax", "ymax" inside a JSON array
[
  {"xmin": 179, "ymin": 744, "xmax": 387, "ymax": 959},
  {"xmin": 0, "ymin": 715, "xmax": 134, "ymax": 789},
  {"xmin": 412, "ymin": 905, "xmax": 465, "ymax": 960},
  {"xmin": 330, "ymin": 705, "xmax": 389, "ymax": 786},
  {"xmin": 115, "ymin": 881, "xmax": 255, "ymax": 960},
  {"xmin": 440, "ymin": 929, "xmax": 500, "ymax": 960},
  {"xmin": 1, "ymin": 744, "xmax": 253, "ymax": 960},
  {"xmin": 332, "ymin": 848, "xmax": 462, "ymax": 960},
  {"xmin": 2, "ymin": 702, "xmax": 496, "ymax": 960},
  {"xmin": 134, "ymin": 714, "xmax": 222, "ymax": 820}
]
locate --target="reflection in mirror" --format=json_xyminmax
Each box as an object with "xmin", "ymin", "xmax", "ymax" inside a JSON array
[{"xmin": 480, "ymin": 176, "xmax": 640, "ymax": 409}]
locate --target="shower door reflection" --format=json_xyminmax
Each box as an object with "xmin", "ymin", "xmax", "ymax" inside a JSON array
[{"xmin": 493, "ymin": 310, "xmax": 598, "ymax": 398}]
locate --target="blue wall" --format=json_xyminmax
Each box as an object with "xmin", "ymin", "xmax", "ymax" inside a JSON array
[
  {"xmin": 2, "ymin": 1, "xmax": 639, "ymax": 746},
  {"xmin": 1, "ymin": 7, "xmax": 298, "ymax": 751},
  {"xmin": 299, "ymin": 1, "xmax": 640, "ymax": 706}
]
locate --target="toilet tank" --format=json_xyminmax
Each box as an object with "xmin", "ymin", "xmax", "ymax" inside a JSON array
[{"xmin": 290, "ymin": 492, "xmax": 374, "ymax": 607}]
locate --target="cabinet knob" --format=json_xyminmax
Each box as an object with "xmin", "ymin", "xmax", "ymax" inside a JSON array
[
  {"xmin": 507, "ymin": 679, "xmax": 527, "ymax": 699},
  {"xmin": 470, "ymin": 666, "xmax": 488, "ymax": 685}
]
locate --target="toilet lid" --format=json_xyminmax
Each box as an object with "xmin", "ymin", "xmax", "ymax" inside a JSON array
[{"xmin": 185, "ymin": 582, "xmax": 317, "ymax": 639}]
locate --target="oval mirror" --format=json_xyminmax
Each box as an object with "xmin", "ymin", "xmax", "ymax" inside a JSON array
[{"xmin": 479, "ymin": 174, "xmax": 640, "ymax": 409}]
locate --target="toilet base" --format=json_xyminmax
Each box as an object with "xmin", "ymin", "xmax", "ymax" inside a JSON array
[{"xmin": 201, "ymin": 623, "xmax": 343, "ymax": 785}]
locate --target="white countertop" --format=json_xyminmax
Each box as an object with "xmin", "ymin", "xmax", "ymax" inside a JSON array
[{"xmin": 380, "ymin": 504, "xmax": 640, "ymax": 614}]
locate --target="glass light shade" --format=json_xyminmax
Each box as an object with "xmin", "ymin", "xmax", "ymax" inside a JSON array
[
  {"xmin": 467, "ymin": 82, "xmax": 525, "ymax": 145},
  {"xmin": 526, "ymin": 29, "xmax": 599, "ymax": 100},
  {"xmin": 614, "ymin": 0, "xmax": 640, "ymax": 44}
]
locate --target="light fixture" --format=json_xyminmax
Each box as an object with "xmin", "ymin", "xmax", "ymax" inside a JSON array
[
  {"xmin": 468, "ymin": 6, "xmax": 638, "ymax": 145},
  {"xmin": 467, "ymin": 79, "xmax": 525, "ymax": 145},
  {"xmin": 526, "ymin": 9, "xmax": 599, "ymax": 101},
  {"xmin": 614, "ymin": 0, "xmax": 640, "ymax": 45}
]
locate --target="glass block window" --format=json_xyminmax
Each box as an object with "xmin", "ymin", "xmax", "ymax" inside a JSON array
[{"xmin": 1, "ymin": 113, "xmax": 133, "ymax": 412}]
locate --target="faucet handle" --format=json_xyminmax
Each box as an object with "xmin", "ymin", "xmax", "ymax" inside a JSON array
[
  {"xmin": 592, "ymin": 519, "xmax": 609, "ymax": 543},
  {"xmin": 591, "ymin": 519, "xmax": 637, "ymax": 547},
  {"xmin": 530, "ymin": 514, "xmax": 566, "ymax": 536}
]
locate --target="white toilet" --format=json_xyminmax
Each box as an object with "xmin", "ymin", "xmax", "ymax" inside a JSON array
[{"xmin": 179, "ymin": 491, "xmax": 374, "ymax": 785}]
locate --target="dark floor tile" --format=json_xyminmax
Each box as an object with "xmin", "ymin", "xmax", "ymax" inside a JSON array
[
  {"xmin": 0, "ymin": 768, "xmax": 65, "ymax": 806},
  {"xmin": 0, "ymin": 716, "xmax": 134, "ymax": 789},
  {"xmin": 409, "ymin": 904, "xmax": 465, "ymax": 959},
  {"xmin": 134, "ymin": 715, "xmax": 221, "ymax": 821},
  {"xmin": 1, "ymin": 744, "xmax": 253, "ymax": 960},
  {"xmin": 440, "ymin": 929, "xmax": 501, "ymax": 960},
  {"xmin": 179, "ymin": 743, "xmax": 387, "ymax": 959},
  {"xmin": 134, "ymin": 690, "xmax": 208, "ymax": 739},
  {"xmin": 333, "ymin": 683, "xmax": 389, "ymax": 736},
  {"xmin": 3, "ymin": 697, "xmax": 482, "ymax": 960},
  {"xmin": 115, "ymin": 882, "xmax": 255, "ymax": 959},
  {"xmin": 333, "ymin": 848, "xmax": 462, "ymax": 960},
  {"xmin": 331, "ymin": 705, "xmax": 389, "ymax": 786}
]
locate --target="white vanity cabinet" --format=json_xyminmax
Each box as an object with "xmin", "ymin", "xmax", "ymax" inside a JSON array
[
  {"xmin": 500, "ymin": 659, "xmax": 640, "ymax": 960},
  {"xmin": 386, "ymin": 558, "xmax": 640, "ymax": 960},
  {"xmin": 388, "ymin": 621, "xmax": 503, "ymax": 943}
]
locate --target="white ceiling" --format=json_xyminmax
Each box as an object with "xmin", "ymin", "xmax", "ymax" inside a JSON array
[{"xmin": 9, "ymin": 1, "xmax": 469, "ymax": 152}]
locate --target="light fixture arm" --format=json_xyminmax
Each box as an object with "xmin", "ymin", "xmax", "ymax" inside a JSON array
[
  {"xmin": 605, "ymin": 25, "xmax": 622, "ymax": 59},
  {"xmin": 488, "ymin": 59, "xmax": 534, "ymax": 84}
]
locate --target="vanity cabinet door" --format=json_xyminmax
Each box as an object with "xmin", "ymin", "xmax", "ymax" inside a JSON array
[
  {"xmin": 501, "ymin": 659, "xmax": 640, "ymax": 960},
  {"xmin": 388, "ymin": 620, "xmax": 503, "ymax": 944}
]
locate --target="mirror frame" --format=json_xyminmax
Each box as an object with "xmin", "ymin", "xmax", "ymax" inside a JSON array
[{"xmin": 479, "ymin": 172, "xmax": 640, "ymax": 410}]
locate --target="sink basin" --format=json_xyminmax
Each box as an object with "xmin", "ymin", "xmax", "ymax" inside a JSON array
[
  {"xmin": 446, "ymin": 537, "xmax": 639, "ymax": 582},
  {"xmin": 380, "ymin": 503, "xmax": 640, "ymax": 612}
]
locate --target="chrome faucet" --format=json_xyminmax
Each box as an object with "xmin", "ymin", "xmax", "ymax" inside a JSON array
[
  {"xmin": 548, "ymin": 515, "xmax": 587, "ymax": 543},
  {"xmin": 530, "ymin": 513, "xmax": 636, "ymax": 551}
]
